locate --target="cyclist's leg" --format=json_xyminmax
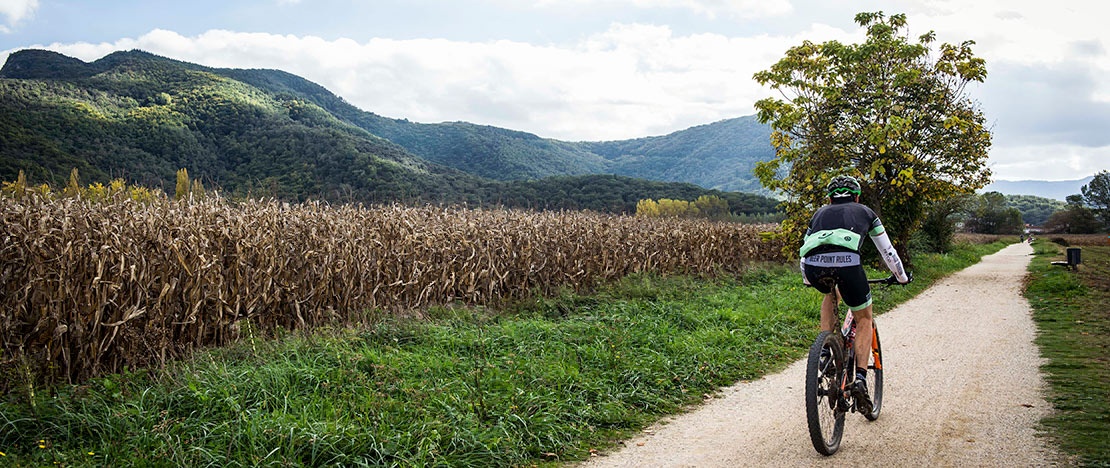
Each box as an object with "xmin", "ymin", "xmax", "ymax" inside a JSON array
[
  {"xmin": 820, "ymin": 290, "xmax": 839, "ymax": 332},
  {"xmin": 836, "ymin": 265, "xmax": 873, "ymax": 374},
  {"xmin": 804, "ymin": 264, "xmax": 839, "ymax": 332},
  {"xmin": 851, "ymin": 305, "xmax": 873, "ymax": 373}
]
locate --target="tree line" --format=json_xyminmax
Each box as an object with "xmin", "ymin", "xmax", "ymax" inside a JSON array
[
  {"xmin": 909, "ymin": 172, "xmax": 1109, "ymax": 255},
  {"xmin": 750, "ymin": 10, "xmax": 1106, "ymax": 263},
  {"xmin": 1041, "ymin": 170, "xmax": 1110, "ymax": 234}
]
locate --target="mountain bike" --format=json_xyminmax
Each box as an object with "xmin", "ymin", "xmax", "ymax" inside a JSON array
[{"xmin": 805, "ymin": 276, "xmax": 898, "ymax": 456}]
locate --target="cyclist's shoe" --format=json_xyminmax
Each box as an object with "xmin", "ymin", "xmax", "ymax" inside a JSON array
[
  {"xmin": 851, "ymin": 378, "xmax": 873, "ymax": 414},
  {"xmin": 818, "ymin": 348, "xmax": 831, "ymax": 370}
]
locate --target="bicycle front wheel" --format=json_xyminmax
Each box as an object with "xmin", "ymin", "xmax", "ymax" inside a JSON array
[
  {"xmin": 806, "ymin": 330, "xmax": 845, "ymax": 456},
  {"xmin": 864, "ymin": 323, "xmax": 884, "ymax": 421}
]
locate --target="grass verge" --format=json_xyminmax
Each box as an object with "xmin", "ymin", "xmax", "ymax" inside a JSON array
[
  {"xmin": 0, "ymin": 241, "xmax": 1012, "ymax": 467},
  {"xmin": 1025, "ymin": 241, "xmax": 1110, "ymax": 467}
]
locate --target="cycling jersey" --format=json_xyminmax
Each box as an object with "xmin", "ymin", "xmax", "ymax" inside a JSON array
[
  {"xmin": 800, "ymin": 199, "xmax": 909, "ymax": 310},
  {"xmin": 800, "ymin": 202, "xmax": 884, "ymax": 259}
]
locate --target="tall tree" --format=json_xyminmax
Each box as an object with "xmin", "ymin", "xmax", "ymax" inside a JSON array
[
  {"xmin": 752, "ymin": 11, "xmax": 992, "ymax": 262},
  {"xmin": 1044, "ymin": 195, "xmax": 1102, "ymax": 234},
  {"xmin": 919, "ymin": 193, "xmax": 974, "ymax": 253},
  {"xmin": 1080, "ymin": 170, "xmax": 1110, "ymax": 230},
  {"xmin": 964, "ymin": 192, "xmax": 1023, "ymax": 235}
]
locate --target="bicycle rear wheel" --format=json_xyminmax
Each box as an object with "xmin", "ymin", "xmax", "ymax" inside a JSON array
[
  {"xmin": 863, "ymin": 323, "xmax": 884, "ymax": 421},
  {"xmin": 806, "ymin": 330, "xmax": 846, "ymax": 456}
]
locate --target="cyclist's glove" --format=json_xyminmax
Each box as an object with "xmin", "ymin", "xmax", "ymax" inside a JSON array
[
  {"xmin": 899, "ymin": 271, "xmax": 913, "ymax": 285},
  {"xmin": 885, "ymin": 272, "xmax": 912, "ymax": 285}
]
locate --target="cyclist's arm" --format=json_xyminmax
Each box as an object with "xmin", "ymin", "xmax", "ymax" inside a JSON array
[{"xmin": 869, "ymin": 225, "xmax": 910, "ymax": 283}]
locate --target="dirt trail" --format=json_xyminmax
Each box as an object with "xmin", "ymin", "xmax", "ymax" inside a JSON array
[{"xmin": 580, "ymin": 242, "xmax": 1067, "ymax": 467}]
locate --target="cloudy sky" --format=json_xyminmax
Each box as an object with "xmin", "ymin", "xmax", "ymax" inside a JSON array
[{"xmin": 1, "ymin": 0, "xmax": 1107, "ymax": 181}]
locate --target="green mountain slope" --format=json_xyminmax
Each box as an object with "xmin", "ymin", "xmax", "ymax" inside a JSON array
[
  {"xmin": 0, "ymin": 49, "xmax": 779, "ymax": 214},
  {"xmin": 587, "ymin": 116, "xmax": 774, "ymax": 193},
  {"xmin": 0, "ymin": 49, "xmax": 485, "ymax": 203},
  {"xmin": 220, "ymin": 68, "xmax": 609, "ymax": 181},
  {"xmin": 1005, "ymin": 194, "xmax": 1066, "ymax": 226},
  {"xmin": 212, "ymin": 63, "xmax": 773, "ymax": 192},
  {"xmin": 494, "ymin": 174, "xmax": 778, "ymax": 214}
]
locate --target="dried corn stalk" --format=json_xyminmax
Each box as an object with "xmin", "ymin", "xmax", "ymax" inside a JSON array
[{"xmin": 0, "ymin": 194, "xmax": 783, "ymax": 388}]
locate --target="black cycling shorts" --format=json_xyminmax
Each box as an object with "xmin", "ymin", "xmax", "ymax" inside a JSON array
[{"xmin": 803, "ymin": 264, "xmax": 872, "ymax": 311}]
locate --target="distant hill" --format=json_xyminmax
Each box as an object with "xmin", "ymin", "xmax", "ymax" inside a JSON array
[
  {"xmin": 220, "ymin": 67, "xmax": 612, "ymax": 181},
  {"xmin": 1004, "ymin": 194, "xmax": 1066, "ymax": 226},
  {"xmin": 586, "ymin": 117, "xmax": 773, "ymax": 193},
  {"xmin": 0, "ymin": 49, "xmax": 467, "ymax": 204},
  {"xmin": 219, "ymin": 66, "xmax": 775, "ymax": 193},
  {"xmin": 983, "ymin": 176, "xmax": 1095, "ymax": 201},
  {"xmin": 0, "ymin": 49, "xmax": 780, "ymax": 215}
]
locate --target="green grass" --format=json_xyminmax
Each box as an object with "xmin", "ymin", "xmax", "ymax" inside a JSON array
[
  {"xmin": 1025, "ymin": 241, "xmax": 1110, "ymax": 467},
  {"xmin": 0, "ymin": 241, "xmax": 1012, "ymax": 467}
]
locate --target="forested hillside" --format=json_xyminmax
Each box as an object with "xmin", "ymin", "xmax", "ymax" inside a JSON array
[
  {"xmin": 0, "ymin": 49, "xmax": 779, "ymax": 215},
  {"xmin": 219, "ymin": 65, "xmax": 775, "ymax": 191},
  {"xmin": 494, "ymin": 174, "xmax": 777, "ymax": 214},
  {"xmin": 1006, "ymin": 194, "xmax": 1066, "ymax": 226},
  {"xmin": 221, "ymin": 67, "xmax": 612, "ymax": 181},
  {"xmin": 0, "ymin": 49, "xmax": 476, "ymax": 203},
  {"xmin": 586, "ymin": 116, "xmax": 774, "ymax": 192}
]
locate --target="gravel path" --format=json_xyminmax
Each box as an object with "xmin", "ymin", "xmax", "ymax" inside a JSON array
[{"xmin": 580, "ymin": 242, "xmax": 1067, "ymax": 467}]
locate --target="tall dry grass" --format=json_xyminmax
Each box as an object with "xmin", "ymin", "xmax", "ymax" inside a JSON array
[
  {"xmin": 952, "ymin": 232, "xmax": 1015, "ymax": 244},
  {"xmin": 1, "ymin": 193, "xmax": 783, "ymax": 389},
  {"xmin": 954, "ymin": 232, "xmax": 1109, "ymax": 246},
  {"xmin": 1040, "ymin": 233, "xmax": 1110, "ymax": 246}
]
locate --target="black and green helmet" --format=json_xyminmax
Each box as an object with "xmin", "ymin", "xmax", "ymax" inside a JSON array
[{"xmin": 827, "ymin": 175, "xmax": 861, "ymax": 199}]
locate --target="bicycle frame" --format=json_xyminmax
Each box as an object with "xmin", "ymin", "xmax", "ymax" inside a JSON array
[
  {"xmin": 835, "ymin": 313, "xmax": 879, "ymax": 402},
  {"xmin": 831, "ymin": 279, "xmax": 889, "ymax": 413}
]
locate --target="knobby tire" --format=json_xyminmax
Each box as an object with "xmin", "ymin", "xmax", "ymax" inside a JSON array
[
  {"xmin": 864, "ymin": 323, "xmax": 884, "ymax": 421},
  {"xmin": 806, "ymin": 330, "xmax": 845, "ymax": 456}
]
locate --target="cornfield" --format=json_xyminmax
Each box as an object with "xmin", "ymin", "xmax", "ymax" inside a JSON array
[{"xmin": 0, "ymin": 194, "xmax": 783, "ymax": 389}]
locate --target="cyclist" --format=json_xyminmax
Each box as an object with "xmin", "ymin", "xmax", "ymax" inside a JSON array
[{"xmin": 800, "ymin": 175, "xmax": 911, "ymax": 413}]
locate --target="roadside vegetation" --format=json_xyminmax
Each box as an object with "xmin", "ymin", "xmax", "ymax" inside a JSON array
[
  {"xmin": 0, "ymin": 240, "xmax": 1011, "ymax": 467},
  {"xmin": 1025, "ymin": 239, "xmax": 1110, "ymax": 466}
]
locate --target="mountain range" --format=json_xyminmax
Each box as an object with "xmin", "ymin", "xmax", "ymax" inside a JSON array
[
  {"xmin": 982, "ymin": 176, "xmax": 1095, "ymax": 202},
  {"xmin": 0, "ymin": 49, "xmax": 778, "ymax": 215},
  {"xmin": 3, "ymin": 48, "xmax": 1086, "ymax": 214}
]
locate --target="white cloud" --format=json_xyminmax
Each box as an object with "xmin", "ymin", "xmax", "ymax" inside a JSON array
[
  {"xmin": 988, "ymin": 143, "xmax": 1109, "ymax": 181},
  {"xmin": 3, "ymin": 0, "xmax": 1106, "ymax": 180},
  {"xmin": 529, "ymin": 0, "xmax": 792, "ymax": 19},
  {"xmin": 7, "ymin": 23, "xmax": 852, "ymax": 141},
  {"xmin": 884, "ymin": 0, "xmax": 1110, "ymax": 179},
  {"xmin": 0, "ymin": 0, "xmax": 38, "ymax": 29},
  {"xmin": 896, "ymin": 1, "xmax": 1110, "ymax": 102}
]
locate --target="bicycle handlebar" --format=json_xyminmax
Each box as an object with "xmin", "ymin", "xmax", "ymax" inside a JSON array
[{"xmin": 869, "ymin": 271, "xmax": 913, "ymax": 286}]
